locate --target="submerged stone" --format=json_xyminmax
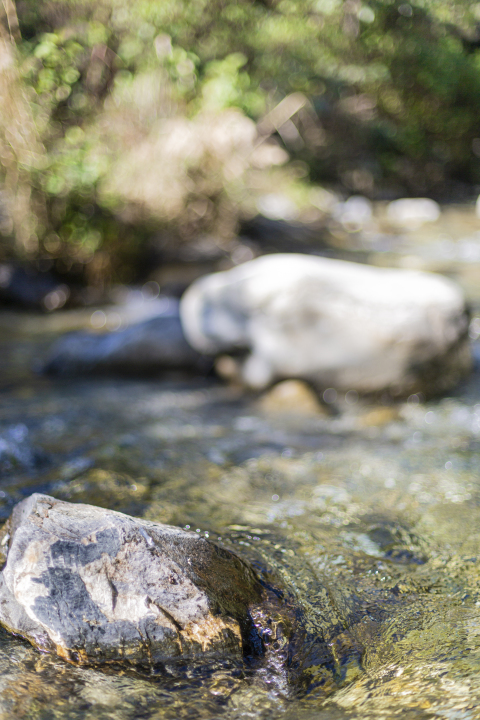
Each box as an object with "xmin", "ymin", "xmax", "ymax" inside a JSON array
[
  {"xmin": 0, "ymin": 264, "xmax": 69, "ymax": 310},
  {"xmin": 0, "ymin": 494, "xmax": 262, "ymax": 666},
  {"xmin": 257, "ymin": 379, "xmax": 328, "ymax": 416},
  {"xmin": 42, "ymin": 313, "xmax": 208, "ymax": 376}
]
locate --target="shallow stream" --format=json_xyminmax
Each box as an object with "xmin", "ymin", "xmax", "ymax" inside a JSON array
[{"xmin": 2, "ymin": 204, "xmax": 480, "ymax": 719}]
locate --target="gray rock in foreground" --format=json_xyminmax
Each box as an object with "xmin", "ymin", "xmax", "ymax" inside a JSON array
[
  {"xmin": 0, "ymin": 494, "xmax": 262, "ymax": 665},
  {"xmin": 180, "ymin": 254, "xmax": 471, "ymax": 396}
]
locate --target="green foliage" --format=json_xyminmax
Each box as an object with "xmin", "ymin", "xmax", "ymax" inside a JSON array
[{"xmin": 2, "ymin": 0, "xmax": 480, "ymax": 278}]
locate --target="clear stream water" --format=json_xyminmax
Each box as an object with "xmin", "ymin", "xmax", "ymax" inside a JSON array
[{"xmin": 2, "ymin": 204, "xmax": 480, "ymax": 719}]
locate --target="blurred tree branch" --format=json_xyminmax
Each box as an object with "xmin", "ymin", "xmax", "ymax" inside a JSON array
[
  {"xmin": 0, "ymin": 3, "xmax": 45, "ymax": 256},
  {"xmin": 2, "ymin": 0, "xmax": 20, "ymax": 42}
]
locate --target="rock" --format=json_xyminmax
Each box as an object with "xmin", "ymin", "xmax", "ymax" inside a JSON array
[
  {"xmin": 0, "ymin": 264, "xmax": 70, "ymax": 311},
  {"xmin": 386, "ymin": 198, "xmax": 440, "ymax": 229},
  {"xmin": 257, "ymin": 380, "xmax": 327, "ymax": 416},
  {"xmin": 42, "ymin": 310, "xmax": 208, "ymax": 376},
  {"xmin": 333, "ymin": 195, "xmax": 372, "ymax": 229},
  {"xmin": 0, "ymin": 424, "xmax": 48, "ymax": 476},
  {"xmin": 0, "ymin": 494, "xmax": 263, "ymax": 666},
  {"xmin": 239, "ymin": 215, "xmax": 327, "ymax": 253},
  {"xmin": 357, "ymin": 406, "xmax": 399, "ymax": 428},
  {"xmin": 256, "ymin": 194, "xmax": 298, "ymax": 221},
  {"xmin": 180, "ymin": 254, "xmax": 471, "ymax": 396},
  {"xmin": 214, "ymin": 354, "xmax": 243, "ymax": 384}
]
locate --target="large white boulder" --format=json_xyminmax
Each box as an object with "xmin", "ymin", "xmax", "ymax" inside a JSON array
[{"xmin": 180, "ymin": 254, "xmax": 471, "ymax": 396}]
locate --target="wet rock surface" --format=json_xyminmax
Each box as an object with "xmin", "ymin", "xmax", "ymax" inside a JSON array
[
  {"xmin": 180, "ymin": 253, "xmax": 471, "ymax": 395},
  {"xmin": 0, "ymin": 264, "xmax": 70, "ymax": 311},
  {"xmin": 43, "ymin": 312, "xmax": 208, "ymax": 377},
  {"xmin": 0, "ymin": 494, "xmax": 263, "ymax": 666}
]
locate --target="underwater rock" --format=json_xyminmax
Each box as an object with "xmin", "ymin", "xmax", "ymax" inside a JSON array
[
  {"xmin": 257, "ymin": 380, "xmax": 328, "ymax": 416},
  {"xmin": 0, "ymin": 494, "xmax": 262, "ymax": 665},
  {"xmin": 0, "ymin": 264, "xmax": 69, "ymax": 311},
  {"xmin": 42, "ymin": 312, "xmax": 208, "ymax": 376},
  {"xmin": 180, "ymin": 253, "xmax": 471, "ymax": 396},
  {"xmin": 0, "ymin": 424, "xmax": 49, "ymax": 476}
]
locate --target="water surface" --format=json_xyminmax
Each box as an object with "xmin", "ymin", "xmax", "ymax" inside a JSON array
[{"xmin": 2, "ymin": 204, "xmax": 480, "ymax": 719}]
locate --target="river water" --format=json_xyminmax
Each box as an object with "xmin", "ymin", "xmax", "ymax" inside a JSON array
[{"xmin": 1, "ymin": 204, "xmax": 480, "ymax": 719}]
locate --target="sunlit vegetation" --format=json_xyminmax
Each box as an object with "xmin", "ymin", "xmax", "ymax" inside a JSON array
[{"xmin": 0, "ymin": 0, "xmax": 479, "ymax": 282}]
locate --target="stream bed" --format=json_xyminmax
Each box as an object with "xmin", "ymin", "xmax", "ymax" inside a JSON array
[{"xmin": 2, "ymin": 204, "xmax": 480, "ymax": 719}]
